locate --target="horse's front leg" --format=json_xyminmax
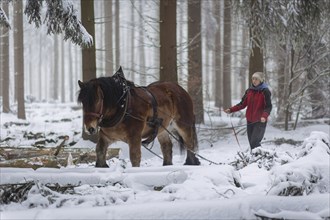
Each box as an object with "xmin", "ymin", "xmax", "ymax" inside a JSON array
[
  {"xmin": 128, "ymin": 136, "xmax": 142, "ymax": 167},
  {"xmin": 95, "ymin": 135, "xmax": 111, "ymax": 168}
]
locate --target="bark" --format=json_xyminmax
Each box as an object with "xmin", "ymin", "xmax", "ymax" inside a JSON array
[
  {"xmin": 1, "ymin": 1, "xmax": 9, "ymax": 113},
  {"xmin": 130, "ymin": 2, "xmax": 135, "ymax": 82},
  {"xmin": 115, "ymin": 0, "xmax": 120, "ymax": 68},
  {"xmin": 187, "ymin": 0, "xmax": 203, "ymax": 123},
  {"xmin": 13, "ymin": 0, "xmax": 26, "ymax": 119},
  {"xmin": 104, "ymin": 0, "xmax": 113, "ymax": 75},
  {"xmin": 248, "ymin": 0, "xmax": 263, "ymax": 79},
  {"xmin": 61, "ymin": 37, "xmax": 65, "ymax": 103},
  {"xmin": 81, "ymin": 0, "xmax": 96, "ymax": 81},
  {"xmin": 69, "ymin": 44, "xmax": 74, "ymax": 102},
  {"xmin": 0, "ymin": 147, "xmax": 120, "ymax": 169},
  {"xmin": 139, "ymin": 0, "xmax": 146, "ymax": 85},
  {"xmin": 159, "ymin": 0, "xmax": 177, "ymax": 82},
  {"xmin": 214, "ymin": 0, "xmax": 221, "ymax": 108},
  {"xmin": 81, "ymin": 0, "xmax": 97, "ymax": 142},
  {"xmin": 53, "ymin": 35, "xmax": 59, "ymax": 100},
  {"xmin": 222, "ymin": 0, "xmax": 232, "ymax": 109}
]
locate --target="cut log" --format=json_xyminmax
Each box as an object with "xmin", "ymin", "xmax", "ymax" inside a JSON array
[{"xmin": 0, "ymin": 147, "xmax": 120, "ymax": 169}]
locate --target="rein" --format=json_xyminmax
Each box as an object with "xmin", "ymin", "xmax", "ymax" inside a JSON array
[
  {"xmin": 99, "ymin": 75, "xmax": 130, "ymax": 128},
  {"xmin": 84, "ymin": 73, "xmax": 131, "ymax": 128}
]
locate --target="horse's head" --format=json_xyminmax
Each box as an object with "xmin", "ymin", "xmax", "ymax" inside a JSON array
[{"xmin": 78, "ymin": 80, "xmax": 104, "ymax": 135}]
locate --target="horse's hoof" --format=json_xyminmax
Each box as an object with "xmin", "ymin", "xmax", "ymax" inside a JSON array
[
  {"xmin": 184, "ymin": 157, "xmax": 200, "ymax": 166},
  {"xmin": 95, "ymin": 162, "xmax": 109, "ymax": 168}
]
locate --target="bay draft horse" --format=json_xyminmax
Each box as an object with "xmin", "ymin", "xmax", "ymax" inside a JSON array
[{"xmin": 78, "ymin": 67, "xmax": 200, "ymax": 167}]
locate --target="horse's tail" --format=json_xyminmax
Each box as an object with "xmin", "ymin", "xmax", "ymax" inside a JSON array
[{"xmin": 175, "ymin": 124, "xmax": 198, "ymax": 154}]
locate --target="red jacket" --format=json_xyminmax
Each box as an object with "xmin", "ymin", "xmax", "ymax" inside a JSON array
[{"xmin": 229, "ymin": 83, "xmax": 272, "ymax": 123}]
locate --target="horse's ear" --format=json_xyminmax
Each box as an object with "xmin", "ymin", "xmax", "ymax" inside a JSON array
[
  {"xmin": 117, "ymin": 66, "xmax": 123, "ymax": 74},
  {"xmin": 115, "ymin": 66, "xmax": 125, "ymax": 79},
  {"xmin": 78, "ymin": 80, "xmax": 85, "ymax": 89}
]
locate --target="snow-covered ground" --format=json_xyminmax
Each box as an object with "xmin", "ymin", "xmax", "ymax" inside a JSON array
[{"xmin": 0, "ymin": 102, "xmax": 329, "ymax": 219}]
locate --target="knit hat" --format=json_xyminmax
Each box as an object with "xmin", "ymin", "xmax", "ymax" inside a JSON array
[{"xmin": 252, "ymin": 72, "xmax": 265, "ymax": 82}]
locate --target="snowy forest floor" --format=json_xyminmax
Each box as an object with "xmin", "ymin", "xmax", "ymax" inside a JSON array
[{"xmin": 0, "ymin": 102, "xmax": 329, "ymax": 220}]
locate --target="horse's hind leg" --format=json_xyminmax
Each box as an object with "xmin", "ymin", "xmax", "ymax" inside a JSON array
[
  {"xmin": 157, "ymin": 131, "xmax": 173, "ymax": 166},
  {"xmin": 174, "ymin": 122, "xmax": 200, "ymax": 165},
  {"xmin": 128, "ymin": 136, "xmax": 142, "ymax": 167}
]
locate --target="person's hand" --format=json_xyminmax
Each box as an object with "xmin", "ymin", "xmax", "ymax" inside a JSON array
[
  {"xmin": 260, "ymin": 117, "xmax": 266, "ymax": 123},
  {"xmin": 224, "ymin": 109, "xmax": 231, "ymax": 114}
]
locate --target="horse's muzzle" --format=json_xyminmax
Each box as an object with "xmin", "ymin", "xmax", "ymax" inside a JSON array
[{"xmin": 88, "ymin": 127, "xmax": 96, "ymax": 135}]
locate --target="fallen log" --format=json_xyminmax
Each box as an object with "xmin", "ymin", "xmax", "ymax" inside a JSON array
[{"xmin": 0, "ymin": 147, "xmax": 120, "ymax": 169}]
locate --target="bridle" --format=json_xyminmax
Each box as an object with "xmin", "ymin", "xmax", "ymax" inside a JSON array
[
  {"xmin": 83, "ymin": 73, "xmax": 130, "ymax": 128},
  {"xmin": 83, "ymin": 91, "xmax": 104, "ymax": 124}
]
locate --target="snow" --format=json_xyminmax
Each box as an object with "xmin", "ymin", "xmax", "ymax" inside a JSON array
[{"xmin": 0, "ymin": 102, "xmax": 329, "ymax": 219}]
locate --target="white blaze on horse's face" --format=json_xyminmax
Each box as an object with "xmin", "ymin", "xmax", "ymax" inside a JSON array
[
  {"xmin": 83, "ymin": 97, "xmax": 103, "ymax": 135},
  {"xmin": 84, "ymin": 118, "xmax": 99, "ymax": 135},
  {"xmin": 78, "ymin": 80, "xmax": 104, "ymax": 135}
]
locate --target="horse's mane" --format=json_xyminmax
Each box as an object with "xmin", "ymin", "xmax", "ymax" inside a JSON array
[{"xmin": 78, "ymin": 76, "xmax": 134, "ymax": 110}]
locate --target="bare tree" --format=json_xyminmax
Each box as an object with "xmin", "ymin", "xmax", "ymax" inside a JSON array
[
  {"xmin": 81, "ymin": 0, "xmax": 97, "ymax": 141},
  {"xmin": 214, "ymin": 0, "xmax": 221, "ymax": 108},
  {"xmin": 115, "ymin": 0, "xmax": 120, "ymax": 68},
  {"xmin": 139, "ymin": 0, "xmax": 146, "ymax": 85},
  {"xmin": 81, "ymin": 0, "xmax": 96, "ymax": 81},
  {"xmin": 1, "ymin": 1, "xmax": 9, "ymax": 113},
  {"xmin": 130, "ymin": 1, "xmax": 135, "ymax": 82},
  {"xmin": 104, "ymin": 0, "xmax": 113, "ymax": 75},
  {"xmin": 61, "ymin": 36, "xmax": 65, "ymax": 103},
  {"xmin": 13, "ymin": 0, "xmax": 26, "ymax": 119},
  {"xmin": 222, "ymin": 0, "xmax": 232, "ymax": 109},
  {"xmin": 53, "ymin": 35, "xmax": 59, "ymax": 101},
  {"xmin": 187, "ymin": 0, "xmax": 203, "ymax": 123},
  {"xmin": 159, "ymin": 0, "xmax": 177, "ymax": 82},
  {"xmin": 248, "ymin": 0, "xmax": 264, "ymax": 79}
]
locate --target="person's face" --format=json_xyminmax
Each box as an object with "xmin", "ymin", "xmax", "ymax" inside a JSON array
[{"xmin": 252, "ymin": 77, "xmax": 261, "ymax": 87}]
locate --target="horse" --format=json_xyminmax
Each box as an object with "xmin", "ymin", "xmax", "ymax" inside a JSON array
[{"xmin": 77, "ymin": 67, "xmax": 200, "ymax": 167}]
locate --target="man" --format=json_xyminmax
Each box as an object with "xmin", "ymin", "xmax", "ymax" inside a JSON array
[{"xmin": 224, "ymin": 72, "xmax": 272, "ymax": 150}]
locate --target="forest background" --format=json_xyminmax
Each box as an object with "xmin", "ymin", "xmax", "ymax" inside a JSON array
[{"xmin": 0, "ymin": 0, "xmax": 329, "ymax": 132}]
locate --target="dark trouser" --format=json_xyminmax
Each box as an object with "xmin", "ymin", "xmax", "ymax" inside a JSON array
[{"xmin": 247, "ymin": 121, "xmax": 267, "ymax": 150}]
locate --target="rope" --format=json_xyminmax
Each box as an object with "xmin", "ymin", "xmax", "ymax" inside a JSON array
[
  {"xmin": 160, "ymin": 125, "xmax": 224, "ymax": 165},
  {"xmin": 230, "ymin": 115, "xmax": 243, "ymax": 151}
]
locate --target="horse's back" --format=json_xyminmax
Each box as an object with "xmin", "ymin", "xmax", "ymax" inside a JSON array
[{"xmin": 147, "ymin": 81, "xmax": 194, "ymax": 121}]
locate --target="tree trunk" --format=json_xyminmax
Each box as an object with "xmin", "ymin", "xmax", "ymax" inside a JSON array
[
  {"xmin": 81, "ymin": 0, "xmax": 97, "ymax": 81},
  {"xmin": 276, "ymin": 44, "xmax": 286, "ymax": 122},
  {"xmin": 1, "ymin": 1, "xmax": 10, "ymax": 113},
  {"xmin": 284, "ymin": 46, "xmax": 295, "ymax": 130},
  {"xmin": 38, "ymin": 35, "xmax": 43, "ymax": 101},
  {"xmin": 222, "ymin": 0, "xmax": 232, "ymax": 109},
  {"xmin": 130, "ymin": 2, "xmax": 135, "ymax": 82},
  {"xmin": 81, "ymin": 0, "xmax": 97, "ymax": 142},
  {"xmin": 13, "ymin": 0, "xmax": 25, "ymax": 119},
  {"xmin": 104, "ymin": 0, "xmax": 113, "ymax": 76},
  {"xmin": 214, "ymin": 0, "xmax": 221, "ymax": 108},
  {"xmin": 61, "ymin": 37, "xmax": 65, "ymax": 103},
  {"xmin": 115, "ymin": 0, "xmax": 120, "ymax": 68},
  {"xmin": 69, "ymin": 44, "xmax": 74, "ymax": 102},
  {"xmin": 139, "ymin": 0, "xmax": 146, "ymax": 86},
  {"xmin": 0, "ymin": 30, "xmax": 2, "ymax": 98},
  {"xmin": 187, "ymin": 0, "xmax": 203, "ymax": 124},
  {"xmin": 240, "ymin": 27, "xmax": 249, "ymax": 95},
  {"xmin": 159, "ymin": 0, "xmax": 177, "ymax": 82},
  {"xmin": 248, "ymin": 0, "xmax": 263, "ymax": 79},
  {"xmin": 53, "ymin": 35, "xmax": 59, "ymax": 101}
]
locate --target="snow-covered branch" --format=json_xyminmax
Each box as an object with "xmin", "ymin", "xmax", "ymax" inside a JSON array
[
  {"xmin": 24, "ymin": 0, "xmax": 93, "ymax": 47},
  {"xmin": 0, "ymin": 6, "xmax": 10, "ymax": 29}
]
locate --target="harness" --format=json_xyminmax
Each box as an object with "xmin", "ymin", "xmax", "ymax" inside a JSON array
[
  {"xmin": 83, "ymin": 71, "xmax": 130, "ymax": 128},
  {"xmin": 140, "ymin": 88, "xmax": 163, "ymax": 147},
  {"xmin": 86, "ymin": 72, "xmax": 163, "ymax": 146}
]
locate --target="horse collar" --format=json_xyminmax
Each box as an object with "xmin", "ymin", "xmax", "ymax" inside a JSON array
[{"xmin": 99, "ymin": 86, "xmax": 130, "ymax": 128}]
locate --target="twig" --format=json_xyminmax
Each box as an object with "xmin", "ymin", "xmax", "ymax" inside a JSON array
[{"xmin": 54, "ymin": 136, "xmax": 69, "ymax": 156}]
